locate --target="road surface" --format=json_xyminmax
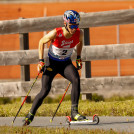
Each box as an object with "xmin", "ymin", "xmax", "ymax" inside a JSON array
[{"xmin": 0, "ymin": 116, "xmax": 134, "ymax": 133}]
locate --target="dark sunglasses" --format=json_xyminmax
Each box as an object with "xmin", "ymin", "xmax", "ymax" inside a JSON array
[{"xmin": 69, "ymin": 24, "xmax": 79, "ymax": 29}]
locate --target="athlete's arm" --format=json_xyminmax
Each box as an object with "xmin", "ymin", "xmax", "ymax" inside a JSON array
[
  {"xmin": 38, "ymin": 29, "xmax": 57, "ymax": 59},
  {"xmin": 77, "ymin": 29, "xmax": 83, "ymax": 57}
]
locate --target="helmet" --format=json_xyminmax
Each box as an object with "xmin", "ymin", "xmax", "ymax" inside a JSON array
[{"xmin": 63, "ymin": 10, "xmax": 80, "ymax": 24}]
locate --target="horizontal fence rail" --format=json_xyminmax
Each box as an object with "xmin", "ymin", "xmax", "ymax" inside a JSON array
[
  {"xmin": 0, "ymin": 43, "xmax": 134, "ymax": 66},
  {"xmin": 0, "ymin": 76, "xmax": 134, "ymax": 97},
  {"xmin": 1, "ymin": 9, "xmax": 134, "ymax": 34}
]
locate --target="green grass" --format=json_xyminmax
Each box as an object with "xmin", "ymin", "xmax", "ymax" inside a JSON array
[
  {"xmin": 0, "ymin": 99, "xmax": 134, "ymax": 117},
  {"xmin": 0, "ymin": 127, "xmax": 133, "ymax": 134},
  {"xmin": 0, "ymin": 94, "xmax": 134, "ymax": 117}
]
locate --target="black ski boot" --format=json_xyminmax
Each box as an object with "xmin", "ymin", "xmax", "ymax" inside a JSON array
[
  {"xmin": 23, "ymin": 112, "xmax": 34, "ymax": 126},
  {"xmin": 71, "ymin": 104, "xmax": 86, "ymax": 121}
]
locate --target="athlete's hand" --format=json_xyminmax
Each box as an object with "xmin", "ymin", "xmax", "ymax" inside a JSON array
[
  {"xmin": 37, "ymin": 59, "xmax": 45, "ymax": 73},
  {"xmin": 76, "ymin": 56, "xmax": 82, "ymax": 70}
]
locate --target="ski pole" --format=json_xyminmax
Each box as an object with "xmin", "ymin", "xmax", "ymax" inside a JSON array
[
  {"xmin": 50, "ymin": 82, "xmax": 71, "ymax": 123},
  {"xmin": 12, "ymin": 72, "xmax": 40, "ymax": 125}
]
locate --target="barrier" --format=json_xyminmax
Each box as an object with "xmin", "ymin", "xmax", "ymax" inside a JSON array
[{"xmin": 0, "ymin": 9, "xmax": 134, "ymax": 99}]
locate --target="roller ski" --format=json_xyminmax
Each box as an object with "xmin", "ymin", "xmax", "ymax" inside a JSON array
[
  {"xmin": 22, "ymin": 112, "xmax": 34, "ymax": 126},
  {"xmin": 66, "ymin": 104, "xmax": 99, "ymax": 125},
  {"xmin": 66, "ymin": 114, "xmax": 99, "ymax": 125}
]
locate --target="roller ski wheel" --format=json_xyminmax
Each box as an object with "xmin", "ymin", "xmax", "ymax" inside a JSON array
[
  {"xmin": 66, "ymin": 114, "xmax": 99, "ymax": 125},
  {"xmin": 22, "ymin": 117, "xmax": 33, "ymax": 126},
  {"xmin": 93, "ymin": 114, "xmax": 99, "ymax": 124},
  {"xmin": 22, "ymin": 112, "xmax": 34, "ymax": 126},
  {"xmin": 23, "ymin": 119, "xmax": 30, "ymax": 126}
]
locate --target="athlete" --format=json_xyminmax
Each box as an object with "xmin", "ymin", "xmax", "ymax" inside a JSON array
[{"xmin": 23, "ymin": 10, "xmax": 86, "ymax": 126}]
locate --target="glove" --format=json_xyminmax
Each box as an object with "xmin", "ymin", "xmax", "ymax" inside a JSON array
[
  {"xmin": 37, "ymin": 59, "xmax": 45, "ymax": 73},
  {"xmin": 76, "ymin": 56, "xmax": 82, "ymax": 70}
]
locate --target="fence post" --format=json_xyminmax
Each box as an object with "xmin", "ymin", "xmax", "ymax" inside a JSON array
[
  {"xmin": 81, "ymin": 28, "xmax": 92, "ymax": 100},
  {"xmin": 82, "ymin": 28, "xmax": 91, "ymax": 78},
  {"xmin": 19, "ymin": 31, "xmax": 31, "ymax": 103},
  {"xmin": 117, "ymin": 25, "xmax": 121, "ymax": 77}
]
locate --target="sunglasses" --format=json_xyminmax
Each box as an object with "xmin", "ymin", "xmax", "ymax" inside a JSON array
[{"xmin": 69, "ymin": 24, "xmax": 79, "ymax": 29}]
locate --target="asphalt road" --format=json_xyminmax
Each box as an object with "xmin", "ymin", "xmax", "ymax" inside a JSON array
[{"xmin": 0, "ymin": 116, "xmax": 134, "ymax": 133}]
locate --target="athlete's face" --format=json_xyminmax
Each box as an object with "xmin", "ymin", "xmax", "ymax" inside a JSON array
[{"xmin": 67, "ymin": 23, "xmax": 79, "ymax": 34}]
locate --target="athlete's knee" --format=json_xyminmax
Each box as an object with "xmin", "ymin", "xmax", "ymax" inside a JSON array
[
  {"xmin": 71, "ymin": 77, "xmax": 80, "ymax": 84},
  {"xmin": 40, "ymin": 86, "xmax": 51, "ymax": 98}
]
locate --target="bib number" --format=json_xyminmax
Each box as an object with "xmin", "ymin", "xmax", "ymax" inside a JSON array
[{"xmin": 62, "ymin": 50, "xmax": 68, "ymax": 55}]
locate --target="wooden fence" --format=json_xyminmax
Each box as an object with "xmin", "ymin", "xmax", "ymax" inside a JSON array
[{"xmin": 1, "ymin": 9, "xmax": 134, "ymax": 99}]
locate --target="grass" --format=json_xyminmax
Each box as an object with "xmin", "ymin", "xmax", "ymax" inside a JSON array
[
  {"xmin": 0, "ymin": 94, "xmax": 134, "ymax": 117},
  {"xmin": 10, "ymin": 100, "xmax": 134, "ymax": 117},
  {"xmin": 0, "ymin": 127, "xmax": 133, "ymax": 134},
  {"xmin": 0, "ymin": 94, "xmax": 134, "ymax": 134}
]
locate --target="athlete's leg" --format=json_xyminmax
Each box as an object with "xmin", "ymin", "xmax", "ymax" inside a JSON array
[
  {"xmin": 23, "ymin": 59, "xmax": 57, "ymax": 126},
  {"xmin": 59, "ymin": 60, "xmax": 86, "ymax": 121},
  {"xmin": 30, "ymin": 70, "xmax": 57, "ymax": 115},
  {"xmin": 63, "ymin": 64, "xmax": 80, "ymax": 105},
  {"xmin": 59, "ymin": 60, "xmax": 80, "ymax": 105}
]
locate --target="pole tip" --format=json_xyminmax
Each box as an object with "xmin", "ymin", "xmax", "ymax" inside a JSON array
[
  {"xmin": 50, "ymin": 119, "xmax": 52, "ymax": 123},
  {"xmin": 12, "ymin": 121, "xmax": 14, "ymax": 126}
]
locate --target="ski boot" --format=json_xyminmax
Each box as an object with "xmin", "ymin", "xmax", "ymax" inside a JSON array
[
  {"xmin": 23, "ymin": 112, "xmax": 34, "ymax": 126},
  {"xmin": 71, "ymin": 104, "xmax": 86, "ymax": 121}
]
